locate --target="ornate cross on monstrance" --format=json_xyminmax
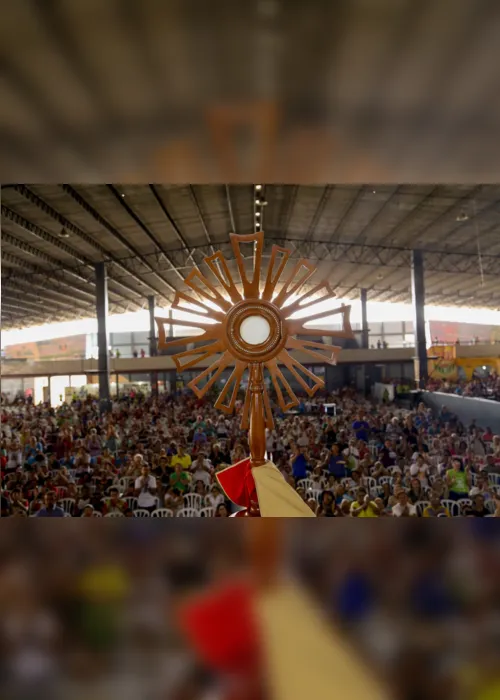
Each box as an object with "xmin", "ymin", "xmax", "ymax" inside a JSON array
[{"xmin": 156, "ymin": 230, "xmax": 353, "ymax": 517}]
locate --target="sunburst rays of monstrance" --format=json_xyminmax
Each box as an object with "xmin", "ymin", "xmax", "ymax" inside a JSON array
[{"xmin": 155, "ymin": 231, "xmax": 353, "ymax": 517}]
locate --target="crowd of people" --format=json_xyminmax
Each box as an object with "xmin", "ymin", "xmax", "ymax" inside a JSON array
[
  {"xmin": 1, "ymin": 523, "xmax": 498, "ymax": 699},
  {"xmin": 427, "ymin": 372, "xmax": 500, "ymax": 401},
  {"xmin": 1, "ymin": 384, "xmax": 500, "ymax": 519}
]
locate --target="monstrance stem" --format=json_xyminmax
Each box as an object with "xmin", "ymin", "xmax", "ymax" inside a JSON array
[{"xmin": 248, "ymin": 363, "xmax": 266, "ymax": 468}]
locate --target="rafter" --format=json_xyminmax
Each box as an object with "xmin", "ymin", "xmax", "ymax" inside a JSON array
[
  {"xmin": 9, "ymin": 185, "xmax": 160, "ymax": 303},
  {"xmin": 60, "ymin": 185, "xmax": 175, "ymax": 301}
]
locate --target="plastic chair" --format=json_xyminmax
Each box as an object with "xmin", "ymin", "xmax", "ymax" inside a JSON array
[
  {"xmin": 176, "ymin": 507, "xmax": 201, "ymax": 517},
  {"xmin": 362, "ymin": 476, "xmax": 377, "ymax": 496},
  {"xmin": 133, "ymin": 509, "xmax": 151, "ymax": 517},
  {"xmin": 151, "ymin": 508, "xmax": 174, "ymax": 517},
  {"xmin": 441, "ymin": 499, "xmax": 461, "ymax": 517},
  {"xmin": 104, "ymin": 512, "xmax": 124, "ymax": 518},
  {"xmin": 378, "ymin": 476, "xmax": 393, "ymax": 487},
  {"xmin": 183, "ymin": 493, "xmax": 203, "ymax": 509},
  {"xmin": 92, "ymin": 511, "xmax": 103, "ymax": 517},
  {"xmin": 458, "ymin": 498, "xmax": 472, "ymax": 510},
  {"xmin": 298, "ymin": 478, "xmax": 316, "ymax": 492},
  {"xmin": 485, "ymin": 499, "xmax": 496, "ymax": 514},
  {"xmin": 415, "ymin": 501, "xmax": 430, "ymax": 517},
  {"xmin": 199, "ymin": 506, "xmax": 215, "ymax": 517},
  {"xmin": 307, "ymin": 488, "xmax": 322, "ymax": 503},
  {"xmin": 59, "ymin": 498, "xmax": 75, "ymax": 514},
  {"xmin": 124, "ymin": 496, "xmax": 138, "ymax": 511},
  {"xmin": 488, "ymin": 473, "xmax": 500, "ymax": 486}
]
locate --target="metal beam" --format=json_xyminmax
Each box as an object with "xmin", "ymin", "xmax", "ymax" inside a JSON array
[
  {"xmin": 2, "ymin": 254, "xmax": 125, "ymax": 315},
  {"xmin": 304, "ymin": 186, "xmax": 334, "ymax": 241},
  {"xmin": 160, "ymin": 236, "xmax": 500, "ymax": 278},
  {"xmin": 9, "ymin": 185, "xmax": 154, "ymax": 303},
  {"xmin": 2, "ymin": 282, "xmax": 92, "ymax": 314},
  {"xmin": 107, "ymin": 184, "xmax": 185, "ymax": 284},
  {"xmin": 188, "ymin": 186, "xmax": 215, "ymax": 251},
  {"xmin": 1, "ymin": 206, "xmax": 136, "ymax": 309},
  {"xmin": 225, "ymin": 185, "xmax": 237, "ymax": 234},
  {"xmin": 61, "ymin": 185, "xmax": 175, "ymax": 301}
]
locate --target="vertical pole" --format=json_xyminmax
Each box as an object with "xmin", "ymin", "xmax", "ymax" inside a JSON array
[
  {"xmin": 360, "ymin": 288, "xmax": 369, "ymax": 396},
  {"xmin": 148, "ymin": 295, "xmax": 158, "ymax": 397},
  {"xmin": 47, "ymin": 376, "xmax": 52, "ymax": 406},
  {"xmin": 168, "ymin": 308, "xmax": 174, "ymax": 338},
  {"xmin": 360, "ymin": 288, "xmax": 369, "ymax": 349},
  {"xmin": 95, "ymin": 262, "xmax": 111, "ymax": 411},
  {"xmin": 411, "ymin": 249, "xmax": 428, "ymax": 388}
]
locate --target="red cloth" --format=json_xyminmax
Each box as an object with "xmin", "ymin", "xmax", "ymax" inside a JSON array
[
  {"xmin": 217, "ymin": 458, "xmax": 258, "ymax": 509},
  {"xmin": 178, "ymin": 579, "xmax": 260, "ymax": 677}
]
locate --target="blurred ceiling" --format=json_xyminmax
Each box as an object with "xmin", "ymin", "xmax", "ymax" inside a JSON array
[{"xmin": 1, "ymin": 0, "xmax": 500, "ymax": 181}]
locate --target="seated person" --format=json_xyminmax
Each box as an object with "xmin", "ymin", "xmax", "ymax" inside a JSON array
[
  {"xmin": 164, "ymin": 487, "xmax": 185, "ymax": 513},
  {"xmin": 463, "ymin": 493, "xmax": 490, "ymax": 517},
  {"xmin": 391, "ymin": 489, "xmax": 417, "ymax": 517},
  {"xmin": 34, "ymin": 491, "xmax": 65, "ymax": 517},
  {"xmin": 316, "ymin": 490, "xmax": 338, "ymax": 517},
  {"xmin": 169, "ymin": 463, "xmax": 190, "ymax": 494},
  {"xmin": 350, "ymin": 487, "xmax": 380, "ymax": 518},
  {"xmin": 423, "ymin": 492, "xmax": 451, "ymax": 517},
  {"xmin": 102, "ymin": 487, "xmax": 130, "ymax": 516}
]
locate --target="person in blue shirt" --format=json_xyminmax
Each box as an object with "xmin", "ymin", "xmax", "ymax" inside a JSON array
[
  {"xmin": 323, "ymin": 444, "xmax": 347, "ymax": 479},
  {"xmin": 351, "ymin": 414, "xmax": 370, "ymax": 442},
  {"xmin": 34, "ymin": 491, "xmax": 65, "ymax": 517},
  {"xmin": 291, "ymin": 446, "xmax": 308, "ymax": 482}
]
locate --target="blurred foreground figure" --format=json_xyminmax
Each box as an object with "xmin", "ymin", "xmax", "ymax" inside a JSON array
[{"xmin": 178, "ymin": 522, "xmax": 387, "ymax": 700}]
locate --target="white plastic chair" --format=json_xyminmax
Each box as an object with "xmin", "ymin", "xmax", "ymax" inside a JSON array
[
  {"xmin": 124, "ymin": 496, "xmax": 138, "ymax": 511},
  {"xmin": 485, "ymin": 499, "xmax": 496, "ymax": 514},
  {"xmin": 176, "ymin": 507, "xmax": 201, "ymax": 517},
  {"xmin": 415, "ymin": 501, "xmax": 430, "ymax": 516},
  {"xmin": 488, "ymin": 473, "xmax": 500, "ymax": 486},
  {"xmin": 117, "ymin": 476, "xmax": 134, "ymax": 492},
  {"xmin": 199, "ymin": 506, "xmax": 215, "ymax": 517},
  {"xmin": 470, "ymin": 473, "xmax": 478, "ymax": 486},
  {"xmin": 133, "ymin": 509, "xmax": 151, "ymax": 517},
  {"xmin": 105, "ymin": 512, "xmax": 124, "ymax": 518},
  {"xmin": 307, "ymin": 488, "xmax": 322, "ymax": 503},
  {"xmin": 151, "ymin": 508, "xmax": 174, "ymax": 517},
  {"xmin": 59, "ymin": 498, "xmax": 76, "ymax": 514},
  {"xmin": 64, "ymin": 511, "xmax": 72, "ymax": 517},
  {"xmin": 458, "ymin": 498, "xmax": 472, "ymax": 511},
  {"xmin": 362, "ymin": 476, "xmax": 377, "ymax": 496},
  {"xmin": 441, "ymin": 499, "xmax": 461, "ymax": 517},
  {"xmin": 298, "ymin": 478, "xmax": 316, "ymax": 492},
  {"xmin": 183, "ymin": 493, "xmax": 203, "ymax": 509},
  {"xmin": 93, "ymin": 511, "xmax": 103, "ymax": 517}
]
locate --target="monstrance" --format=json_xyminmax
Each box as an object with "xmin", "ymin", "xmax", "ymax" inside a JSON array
[{"xmin": 156, "ymin": 231, "xmax": 353, "ymax": 517}]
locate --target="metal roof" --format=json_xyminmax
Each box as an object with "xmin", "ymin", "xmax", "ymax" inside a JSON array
[{"xmin": 2, "ymin": 184, "xmax": 500, "ymax": 328}]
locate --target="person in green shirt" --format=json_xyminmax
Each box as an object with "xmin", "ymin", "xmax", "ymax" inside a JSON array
[
  {"xmin": 169, "ymin": 462, "xmax": 190, "ymax": 494},
  {"xmin": 446, "ymin": 458, "xmax": 471, "ymax": 501}
]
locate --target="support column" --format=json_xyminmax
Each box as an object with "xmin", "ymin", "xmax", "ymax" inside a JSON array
[
  {"xmin": 148, "ymin": 295, "xmax": 159, "ymax": 397},
  {"xmin": 411, "ymin": 249, "xmax": 428, "ymax": 388},
  {"xmin": 360, "ymin": 289, "xmax": 369, "ymax": 395},
  {"xmin": 95, "ymin": 262, "xmax": 111, "ymax": 411},
  {"xmin": 360, "ymin": 288, "xmax": 369, "ymax": 349},
  {"xmin": 168, "ymin": 307, "xmax": 174, "ymax": 338}
]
